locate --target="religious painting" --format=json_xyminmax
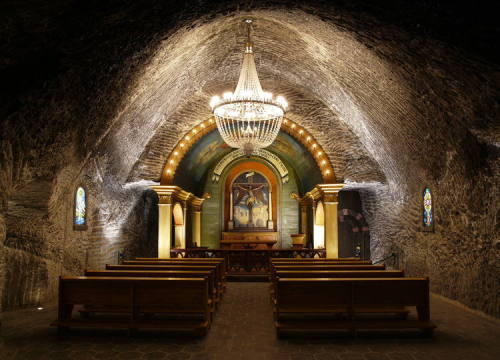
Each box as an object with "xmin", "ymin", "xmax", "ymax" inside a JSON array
[
  {"xmin": 232, "ymin": 171, "xmax": 269, "ymax": 229},
  {"xmin": 422, "ymin": 187, "xmax": 434, "ymax": 231},
  {"xmin": 74, "ymin": 186, "xmax": 87, "ymax": 230}
]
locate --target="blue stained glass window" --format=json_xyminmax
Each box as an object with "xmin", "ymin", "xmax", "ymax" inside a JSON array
[
  {"xmin": 74, "ymin": 187, "xmax": 86, "ymax": 226},
  {"xmin": 423, "ymin": 187, "xmax": 433, "ymax": 228}
]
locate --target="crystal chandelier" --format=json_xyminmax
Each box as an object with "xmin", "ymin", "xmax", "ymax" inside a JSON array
[{"xmin": 210, "ymin": 19, "xmax": 288, "ymax": 156}]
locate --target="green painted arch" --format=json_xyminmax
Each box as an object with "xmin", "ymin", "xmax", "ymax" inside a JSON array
[{"xmin": 173, "ymin": 130, "xmax": 323, "ymax": 196}]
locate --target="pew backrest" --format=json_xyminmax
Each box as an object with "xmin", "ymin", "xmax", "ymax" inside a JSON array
[
  {"xmin": 271, "ymin": 261, "xmax": 372, "ymax": 266},
  {"xmin": 59, "ymin": 276, "xmax": 210, "ymax": 318},
  {"xmin": 276, "ymin": 277, "xmax": 430, "ymax": 320},
  {"xmin": 271, "ymin": 258, "xmax": 371, "ymax": 263},
  {"xmin": 123, "ymin": 260, "xmax": 226, "ymax": 279},
  {"xmin": 134, "ymin": 257, "xmax": 227, "ymax": 272},
  {"xmin": 270, "ymin": 264, "xmax": 386, "ymax": 284},
  {"xmin": 105, "ymin": 264, "xmax": 222, "ymax": 290},
  {"xmin": 276, "ymin": 270, "xmax": 404, "ymax": 278},
  {"xmin": 85, "ymin": 270, "xmax": 216, "ymax": 302}
]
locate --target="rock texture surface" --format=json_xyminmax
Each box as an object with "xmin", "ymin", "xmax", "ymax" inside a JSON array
[{"xmin": 1, "ymin": 1, "xmax": 499, "ymax": 317}]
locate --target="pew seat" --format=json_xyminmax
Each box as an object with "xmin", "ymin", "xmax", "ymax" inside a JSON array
[
  {"xmin": 51, "ymin": 276, "xmax": 211, "ymax": 335},
  {"xmin": 274, "ymin": 277, "xmax": 435, "ymax": 336}
]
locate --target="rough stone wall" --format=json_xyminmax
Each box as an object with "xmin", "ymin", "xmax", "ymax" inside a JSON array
[{"xmin": 0, "ymin": 1, "xmax": 498, "ymax": 317}]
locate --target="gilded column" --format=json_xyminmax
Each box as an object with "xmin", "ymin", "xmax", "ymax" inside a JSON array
[
  {"xmin": 267, "ymin": 191, "xmax": 274, "ymax": 229},
  {"xmin": 158, "ymin": 196, "xmax": 173, "ymax": 258},
  {"xmin": 182, "ymin": 201, "xmax": 188, "ymax": 249},
  {"xmin": 300, "ymin": 202, "xmax": 308, "ymax": 245},
  {"xmin": 151, "ymin": 186, "xmax": 178, "ymax": 258},
  {"xmin": 192, "ymin": 207, "xmax": 202, "ymax": 248},
  {"xmin": 190, "ymin": 195, "xmax": 207, "ymax": 248},
  {"xmin": 316, "ymin": 184, "xmax": 344, "ymax": 258}
]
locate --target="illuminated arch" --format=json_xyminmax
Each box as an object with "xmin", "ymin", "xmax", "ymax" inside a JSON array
[
  {"xmin": 160, "ymin": 117, "xmax": 336, "ymax": 185},
  {"xmin": 313, "ymin": 201, "xmax": 325, "ymax": 249}
]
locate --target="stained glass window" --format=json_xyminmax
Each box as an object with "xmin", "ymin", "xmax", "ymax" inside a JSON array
[
  {"xmin": 74, "ymin": 186, "xmax": 87, "ymax": 229},
  {"xmin": 423, "ymin": 187, "xmax": 433, "ymax": 230}
]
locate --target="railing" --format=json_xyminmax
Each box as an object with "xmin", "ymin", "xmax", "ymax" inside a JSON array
[{"xmin": 170, "ymin": 248, "xmax": 327, "ymax": 275}]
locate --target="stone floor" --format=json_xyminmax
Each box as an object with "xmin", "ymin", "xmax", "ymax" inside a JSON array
[{"xmin": 1, "ymin": 283, "xmax": 499, "ymax": 360}]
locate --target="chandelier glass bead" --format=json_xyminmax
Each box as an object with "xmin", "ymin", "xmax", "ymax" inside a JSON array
[{"xmin": 210, "ymin": 19, "xmax": 288, "ymax": 156}]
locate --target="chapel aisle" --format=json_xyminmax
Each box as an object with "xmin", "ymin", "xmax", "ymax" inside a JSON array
[{"xmin": 203, "ymin": 282, "xmax": 278, "ymax": 359}]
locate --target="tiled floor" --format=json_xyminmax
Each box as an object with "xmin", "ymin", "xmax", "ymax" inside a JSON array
[{"xmin": 1, "ymin": 283, "xmax": 499, "ymax": 359}]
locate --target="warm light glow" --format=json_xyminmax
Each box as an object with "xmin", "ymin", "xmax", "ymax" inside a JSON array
[
  {"xmin": 166, "ymin": 169, "xmax": 172, "ymax": 174},
  {"xmin": 312, "ymin": 144, "xmax": 317, "ymax": 149},
  {"xmin": 180, "ymin": 143, "xmax": 185, "ymax": 147},
  {"xmin": 291, "ymin": 124, "xmax": 296, "ymax": 129},
  {"xmin": 201, "ymin": 123, "xmax": 205, "ymax": 128},
  {"xmin": 210, "ymin": 96, "xmax": 220, "ymax": 108},
  {"xmin": 283, "ymin": 119, "xmax": 288, "ymax": 123},
  {"xmin": 209, "ymin": 118, "xmax": 214, "ymax": 123},
  {"xmin": 306, "ymin": 136, "xmax": 311, "ymax": 141},
  {"xmin": 299, "ymin": 129, "xmax": 304, "ymax": 135},
  {"xmin": 321, "ymin": 160, "xmax": 326, "ymax": 165},
  {"xmin": 317, "ymin": 151, "xmax": 322, "ymax": 156},
  {"xmin": 169, "ymin": 160, "xmax": 174, "ymax": 164},
  {"xmin": 174, "ymin": 151, "xmax": 179, "ymax": 156},
  {"xmin": 325, "ymin": 169, "xmax": 331, "ymax": 175},
  {"xmin": 185, "ymin": 136, "xmax": 190, "ymax": 141},
  {"xmin": 192, "ymin": 129, "xmax": 197, "ymax": 134}
]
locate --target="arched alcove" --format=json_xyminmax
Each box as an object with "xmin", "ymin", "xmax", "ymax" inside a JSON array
[
  {"xmin": 313, "ymin": 201, "xmax": 325, "ymax": 249},
  {"xmin": 172, "ymin": 202, "xmax": 185, "ymax": 248}
]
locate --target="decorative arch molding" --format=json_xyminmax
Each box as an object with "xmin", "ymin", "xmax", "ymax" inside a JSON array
[
  {"xmin": 160, "ymin": 117, "xmax": 336, "ymax": 185},
  {"xmin": 212, "ymin": 149, "xmax": 289, "ymax": 184}
]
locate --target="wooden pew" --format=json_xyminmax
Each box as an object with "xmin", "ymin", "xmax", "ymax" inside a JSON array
[
  {"xmin": 51, "ymin": 276, "xmax": 211, "ymax": 335},
  {"xmin": 123, "ymin": 260, "xmax": 226, "ymax": 289},
  {"xmin": 272, "ymin": 258, "xmax": 370, "ymax": 263},
  {"xmin": 106, "ymin": 264, "xmax": 224, "ymax": 300},
  {"xmin": 274, "ymin": 277, "xmax": 436, "ymax": 336},
  {"xmin": 272, "ymin": 270, "xmax": 404, "ymax": 297},
  {"xmin": 134, "ymin": 257, "xmax": 227, "ymax": 273},
  {"xmin": 270, "ymin": 270, "xmax": 407, "ymax": 317},
  {"xmin": 271, "ymin": 260, "xmax": 372, "ymax": 266},
  {"xmin": 270, "ymin": 264, "xmax": 386, "ymax": 284},
  {"xmin": 85, "ymin": 270, "xmax": 218, "ymax": 311}
]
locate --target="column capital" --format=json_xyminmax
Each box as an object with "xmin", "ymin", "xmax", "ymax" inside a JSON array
[
  {"xmin": 314, "ymin": 183, "xmax": 345, "ymax": 203},
  {"xmin": 151, "ymin": 185, "xmax": 178, "ymax": 204}
]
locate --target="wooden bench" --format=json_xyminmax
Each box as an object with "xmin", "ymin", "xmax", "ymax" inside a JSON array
[
  {"xmin": 272, "ymin": 258, "xmax": 370, "ymax": 263},
  {"xmin": 270, "ymin": 264, "xmax": 386, "ymax": 284},
  {"xmin": 274, "ymin": 277, "xmax": 436, "ymax": 336},
  {"xmin": 51, "ymin": 276, "xmax": 211, "ymax": 335},
  {"xmin": 85, "ymin": 270, "xmax": 218, "ymax": 311},
  {"xmin": 134, "ymin": 257, "xmax": 227, "ymax": 274},
  {"xmin": 272, "ymin": 270, "xmax": 404, "ymax": 296},
  {"xmin": 271, "ymin": 260, "xmax": 373, "ymax": 266},
  {"xmin": 271, "ymin": 270, "xmax": 407, "ymax": 317},
  {"xmin": 123, "ymin": 260, "xmax": 226, "ymax": 289},
  {"xmin": 106, "ymin": 264, "xmax": 224, "ymax": 299}
]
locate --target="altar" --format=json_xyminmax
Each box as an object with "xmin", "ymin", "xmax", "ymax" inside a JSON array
[{"xmin": 220, "ymin": 231, "xmax": 278, "ymax": 249}]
